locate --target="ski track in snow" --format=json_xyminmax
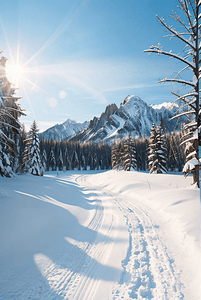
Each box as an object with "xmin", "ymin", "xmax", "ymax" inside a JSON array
[
  {"xmin": 15, "ymin": 184, "xmax": 105, "ymax": 299},
  {"xmin": 0, "ymin": 172, "xmax": 193, "ymax": 299},
  {"xmin": 111, "ymin": 197, "xmax": 184, "ymax": 300}
]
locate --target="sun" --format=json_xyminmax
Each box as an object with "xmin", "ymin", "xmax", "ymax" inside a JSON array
[{"xmin": 6, "ymin": 62, "xmax": 26, "ymax": 87}]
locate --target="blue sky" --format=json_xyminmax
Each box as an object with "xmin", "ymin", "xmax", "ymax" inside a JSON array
[{"xmin": 1, "ymin": 0, "xmax": 185, "ymax": 132}]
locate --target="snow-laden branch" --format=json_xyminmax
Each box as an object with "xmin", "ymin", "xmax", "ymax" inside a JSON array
[
  {"xmin": 181, "ymin": 135, "xmax": 198, "ymax": 145},
  {"xmin": 144, "ymin": 47, "xmax": 195, "ymax": 70},
  {"xmin": 171, "ymin": 91, "xmax": 197, "ymax": 110},
  {"xmin": 156, "ymin": 15, "xmax": 196, "ymax": 50},
  {"xmin": 183, "ymin": 121, "xmax": 197, "ymax": 130},
  {"xmin": 170, "ymin": 109, "xmax": 195, "ymax": 120},
  {"xmin": 172, "ymin": 91, "xmax": 198, "ymax": 101},
  {"xmin": 0, "ymin": 120, "xmax": 21, "ymax": 132},
  {"xmin": 176, "ymin": 99, "xmax": 196, "ymax": 113},
  {"xmin": 1, "ymin": 106, "xmax": 26, "ymax": 116},
  {"xmin": 186, "ymin": 150, "xmax": 197, "ymax": 159},
  {"xmin": 158, "ymin": 77, "xmax": 196, "ymax": 87}
]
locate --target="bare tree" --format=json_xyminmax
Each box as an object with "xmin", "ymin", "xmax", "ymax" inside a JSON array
[{"xmin": 144, "ymin": 0, "xmax": 201, "ymax": 186}]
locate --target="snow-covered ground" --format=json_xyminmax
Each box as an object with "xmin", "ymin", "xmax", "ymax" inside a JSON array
[{"xmin": 0, "ymin": 170, "xmax": 200, "ymax": 299}]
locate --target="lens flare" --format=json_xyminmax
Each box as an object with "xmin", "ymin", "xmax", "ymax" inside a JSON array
[{"xmin": 6, "ymin": 63, "xmax": 25, "ymax": 87}]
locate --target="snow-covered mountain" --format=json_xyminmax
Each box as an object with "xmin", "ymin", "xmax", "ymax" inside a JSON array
[
  {"xmin": 69, "ymin": 95, "xmax": 187, "ymax": 143},
  {"xmin": 39, "ymin": 119, "xmax": 89, "ymax": 141}
]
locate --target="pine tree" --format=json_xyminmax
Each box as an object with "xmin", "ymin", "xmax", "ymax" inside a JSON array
[
  {"xmin": 0, "ymin": 144, "xmax": 14, "ymax": 177},
  {"xmin": 148, "ymin": 123, "xmax": 158, "ymax": 174},
  {"xmin": 123, "ymin": 133, "xmax": 137, "ymax": 171},
  {"xmin": 49, "ymin": 148, "xmax": 56, "ymax": 171},
  {"xmin": 18, "ymin": 123, "xmax": 27, "ymax": 172},
  {"xmin": 41, "ymin": 149, "xmax": 47, "ymax": 174},
  {"xmin": 181, "ymin": 122, "xmax": 198, "ymax": 180},
  {"xmin": 100, "ymin": 155, "xmax": 105, "ymax": 170},
  {"xmin": 72, "ymin": 151, "xmax": 79, "ymax": 170},
  {"xmin": 58, "ymin": 149, "xmax": 63, "ymax": 171},
  {"xmin": 111, "ymin": 142, "xmax": 119, "ymax": 169},
  {"xmin": 23, "ymin": 121, "xmax": 43, "ymax": 176},
  {"xmin": 80, "ymin": 152, "xmax": 86, "ymax": 170},
  {"xmin": 155, "ymin": 124, "xmax": 167, "ymax": 173},
  {"xmin": 0, "ymin": 55, "xmax": 25, "ymax": 176}
]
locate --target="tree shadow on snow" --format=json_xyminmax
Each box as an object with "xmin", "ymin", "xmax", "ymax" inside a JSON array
[{"xmin": 0, "ymin": 174, "xmax": 123, "ymax": 299}]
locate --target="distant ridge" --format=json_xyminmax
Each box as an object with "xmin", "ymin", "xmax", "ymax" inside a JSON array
[
  {"xmin": 39, "ymin": 119, "xmax": 89, "ymax": 141},
  {"xmin": 40, "ymin": 95, "xmax": 188, "ymax": 143}
]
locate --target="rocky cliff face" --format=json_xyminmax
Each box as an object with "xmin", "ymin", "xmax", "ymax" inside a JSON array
[{"xmin": 69, "ymin": 95, "xmax": 187, "ymax": 143}]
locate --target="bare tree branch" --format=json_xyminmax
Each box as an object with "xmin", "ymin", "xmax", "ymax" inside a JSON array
[
  {"xmin": 144, "ymin": 47, "xmax": 195, "ymax": 69},
  {"xmin": 157, "ymin": 15, "xmax": 196, "ymax": 50},
  {"xmin": 170, "ymin": 10, "xmax": 192, "ymax": 33}
]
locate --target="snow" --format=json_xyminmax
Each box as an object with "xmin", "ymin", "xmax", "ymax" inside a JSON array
[
  {"xmin": 105, "ymin": 114, "xmax": 125, "ymax": 139},
  {"xmin": 150, "ymin": 102, "xmax": 179, "ymax": 110},
  {"xmin": 182, "ymin": 158, "xmax": 198, "ymax": 173},
  {"xmin": 0, "ymin": 170, "xmax": 200, "ymax": 299}
]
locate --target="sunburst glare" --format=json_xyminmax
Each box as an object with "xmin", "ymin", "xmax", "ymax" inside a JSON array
[{"xmin": 6, "ymin": 62, "xmax": 26, "ymax": 87}]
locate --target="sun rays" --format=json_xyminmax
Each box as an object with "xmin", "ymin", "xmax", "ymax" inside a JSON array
[{"xmin": 6, "ymin": 62, "xmax": 26, "ymax": 87}]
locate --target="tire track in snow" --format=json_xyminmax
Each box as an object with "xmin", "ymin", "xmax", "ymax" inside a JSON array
[{"xmin": 112, "ymin": 196, "xmax": 184, "ymax": 300}]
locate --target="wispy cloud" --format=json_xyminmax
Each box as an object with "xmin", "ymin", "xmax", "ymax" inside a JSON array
[
  {"xmin": 31, "ymin": 57, "xmax": 174, "ymax": 105},
  {"xmin": 22, "ymin": 120, "xmax": 61, "ymax": 132},
  {"xmin": 103, "ymin": 83, "xmax": 159, "ymax": 93}
]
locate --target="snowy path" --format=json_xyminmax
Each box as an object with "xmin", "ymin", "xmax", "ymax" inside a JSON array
[
  {"xmin": 78, "ymin": 175, "xmax": 184, "ymax": 300},
  {"xmin": 0, "ymin": 171, "xmax": 200, "ymax": 299}
]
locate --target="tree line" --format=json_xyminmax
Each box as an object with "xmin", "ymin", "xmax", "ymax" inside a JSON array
[
  {"xmin": 18, "ymin": 121, "xmax": 111, "ymax": 175},
  {"xmin": 111, "ymin": 123, "xmax": 186, "ymax": 173}
]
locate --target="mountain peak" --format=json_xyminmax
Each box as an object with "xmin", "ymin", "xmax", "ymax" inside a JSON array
[
  {"xmin": 69, "ymin": 95, "xmax": 188, "ymax": 144},
  {"xmin": 39, "ymin": 118, "xmax": 89, "ymax": 141},
  {"xmin": 40, "ymin": 95, "xmax": 188, "ymax": 144}
]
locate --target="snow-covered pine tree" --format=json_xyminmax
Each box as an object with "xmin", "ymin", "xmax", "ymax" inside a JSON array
[
  {"xmin": 89, "ymin": 153, "xmax": 96, "ymax": 170},
  {"xmin": 18, "ymin": 123, "xmax": 27, "ymax": 172},
  {"xmin": 23, "ymin": 121, "xmax": 43, "ymax": 176},
  {"xmin": 0, "ymin": 55, "xmax": 25, "ymax": 177},
  {"xmin": 66, "ymin": 152, "xmax": 71, "ymax": 170},
  {"xmin": 144, "ymin": 1, "xmax": 201, "ymax": 186},
  {"xmin": 99, "ymin": 155, "xmax": 105, "ymax": 170},
  {"xmin": 111, "ymin": 142, "xmax": 118, "ymax": 169},
  {"xmin": 118, "ymin": 142, "xmax": 125, "ymax": 170},
  {"xmin": 148, "ymin": 123, "xmax": 158, "ymax": 174},
  {"xmin": 181, "ymin": 121, "xmax": 198, "ymax": 181},
  {"xmin": 123, "ymin": 133, "xmax": 137, "ymax": 171},
  {"xmin": 49, "ymin": 148, "xmax": 56, "ymax": 171},
  {"xmin": 41, "ymin": 149, "xmax": 47, "ymax": 174},
  {"xmin": 155, "ymin": 123, "xmax": 167, "ymax": 173},
  {"xmin": 80, "ymin": 152, "xmax": 86, "ymax": 170},
  {"xmin": 111, "ymin": 141, "xmax": 125, "ymax": 170},
  {"xmin": 58, "ymin": 149, "xmax": 63, "ymax": 171},
  {"xmin": 72, "ymin": 151, "xmax": 79, "ymax": 170},
  {"xmin": 0, "ymin": 144, "xmax": 14, "ymax": 177},
  {"xmin": 94, "ymin": 153, "xmax": 98, "ymax": 170}
]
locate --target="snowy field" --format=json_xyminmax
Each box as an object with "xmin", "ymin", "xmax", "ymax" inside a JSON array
[{"xmin": 0, "ymin": 170, "xmax": 200, "ymax": 299}]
